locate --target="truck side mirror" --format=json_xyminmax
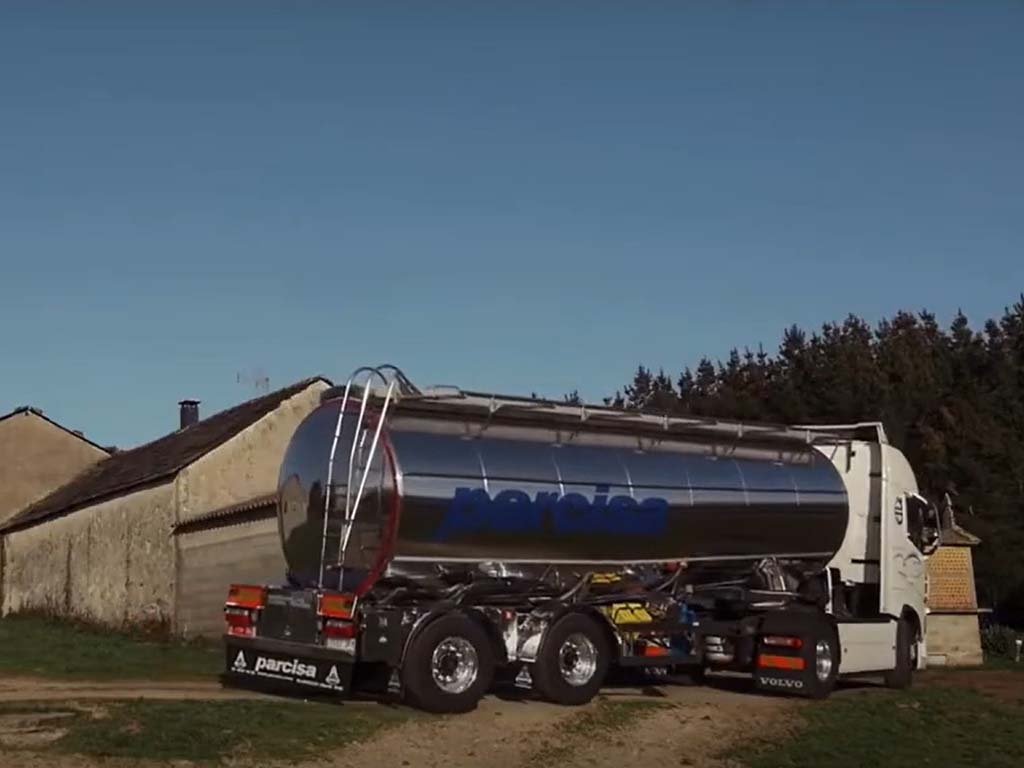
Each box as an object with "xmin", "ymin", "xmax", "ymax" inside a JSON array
[{"xmin": 908, "ymin": 494, "xmax": 941, "ymax": 555}]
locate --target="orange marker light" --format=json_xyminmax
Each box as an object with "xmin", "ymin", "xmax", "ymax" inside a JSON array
[
  {"xmin": 318, "ymin": 592, "xmax": 355, "ymax": 619},
  {"xmin": 226, "ymin": 584, "xmax": 266, "ymax": 609},
  {"xmin": 757, "ymin": 654, "xmax": 805, "ymax": 671}
]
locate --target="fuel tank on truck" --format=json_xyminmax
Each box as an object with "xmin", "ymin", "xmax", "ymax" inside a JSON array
[{"xmin": 276, "ymin": 386, "xmax": 850, "ymax": 591}]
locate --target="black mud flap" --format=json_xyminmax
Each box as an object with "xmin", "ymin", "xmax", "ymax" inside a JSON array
[
  {"xmin": 225, "ymin": 643, "xmax": 354, "ymax": 695},
  {"xmin": 752, "ymin": 611, "xmax": 839, "ymax": 699},
  {"xmin": 753, "ymin": 663, "xmax": 809, "ymax": 695}
]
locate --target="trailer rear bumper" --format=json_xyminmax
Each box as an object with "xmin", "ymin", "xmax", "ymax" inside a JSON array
[{"xmin": 224, "ymin": 635, "xmax": 355, "ymax": 694}]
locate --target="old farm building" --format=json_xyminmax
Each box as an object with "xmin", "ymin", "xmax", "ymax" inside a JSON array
[
  {"xmin": 0, "ymin": 377, "xmax": 329, "ymax": 636},
  {"xmin": 0, "ymin": 406, "xmax": 110, "ymax": 526}
]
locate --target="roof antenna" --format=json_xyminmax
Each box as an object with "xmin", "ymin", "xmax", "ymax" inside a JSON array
[{"xmin": 236, "ymin": 368, "xmax": 270, "ymax": 394}]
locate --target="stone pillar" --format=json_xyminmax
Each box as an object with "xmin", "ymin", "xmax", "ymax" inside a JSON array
[{"xmin": 925, "ymin": 499, "xmax": 983, "ymax": 667}]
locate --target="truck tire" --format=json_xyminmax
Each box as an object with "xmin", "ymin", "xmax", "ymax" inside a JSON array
[
  {"xmin": 401, "ymin": 613, "xmax": 495, "ymax": 714},
  {"xmin": 531, "ymin": 612, "xmax": 610, "ymax": 706},
  {"xmin": 884, "ymin": 617, "xmax": 914, "ymax": 690}
]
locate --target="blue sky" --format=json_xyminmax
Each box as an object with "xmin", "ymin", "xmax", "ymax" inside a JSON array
[{"xmin": 2, "ymin": 2, "xmax": 1022, "ymax": 448}]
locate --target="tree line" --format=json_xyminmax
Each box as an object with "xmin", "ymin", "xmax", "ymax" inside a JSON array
[{"xmin": 604, "ymin": 297, "xmax": 1024, "ymax": 625}]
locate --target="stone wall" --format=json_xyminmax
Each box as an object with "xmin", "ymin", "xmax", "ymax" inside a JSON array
[
  {"xmin": 1, "ymin": 482, "xmax": 176, "ymax": 627},
  {"xmin": 175, "ymin": 382, "xmax": 329, "ymax": 524},
  {"xmin": 175, "ymin": 515, "xmax": 284, "ymax": 637},
  {"xmin": 927, "ymin": 613, "xmax": 984, "ymax": 667}
]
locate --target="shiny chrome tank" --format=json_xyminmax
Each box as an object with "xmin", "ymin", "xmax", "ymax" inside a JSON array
[{"xmin": 278, "ymin": 396, "xmax": 849, "ymax": 590}]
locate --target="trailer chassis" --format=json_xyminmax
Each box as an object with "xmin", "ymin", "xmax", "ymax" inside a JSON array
[{"xmin": 223, "ymin": 562, "xmax": 846, "ymax": 712}]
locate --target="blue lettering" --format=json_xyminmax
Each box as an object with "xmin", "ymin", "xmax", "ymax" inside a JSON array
[
  {"xmin": 638, "ymin": 497, "xmax": 669, "ymax": 534},
  {"xmin": 554, "ymin": 493, "xmax": 591, "ymax": 533},
  {"xmin": 604, "ymin": 496, "xmax": 636, "ymax": 534},
  {"xmin": 492, "ymin": 489, "xmax": 535, "ymax": 532},
  {"xmin": 590, "ymin": 485, "xmax": 611, "ymax": 533},
  {"xmin": 433, "ymin": 487, "xmax": 491, "ymax": 540},
  {"xmin": 433, "ymin": 486, "xmax": 670, "ymax": 540}
]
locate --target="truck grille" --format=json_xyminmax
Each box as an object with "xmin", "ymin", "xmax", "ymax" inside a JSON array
[{"xmin": 258, "ymin": 588, "xmax": 319, "ymax": 644}]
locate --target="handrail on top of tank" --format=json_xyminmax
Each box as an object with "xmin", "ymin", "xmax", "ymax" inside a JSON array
[
  {"xmin": 337, "ymin": 378, "xmax": 396, "ymax": 575},
  {"xmin": 341, "ymin": 368, "xmax": 883, "ymax": 453},
  {"xmin": 318, "ymin": 364, "xmax": 405, "ymax": 589},
  {"xmin": 319, "ymin": 379, "xmax": 356, "ymax": 589},
  {"xmin": 394, "ymin": 386, "xmax": 850, "ymax": 447},
  {"xmin": 337, "ymin": 367, "xmax": 399, "ymax": 577}
]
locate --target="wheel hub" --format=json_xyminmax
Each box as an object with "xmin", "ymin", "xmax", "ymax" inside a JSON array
[
  {"xmin": 431, "ymin": 636, "xmax": 479, "ymax": 695},
  {"xmin": 815, "ymin": 638, "xmax": 833, "ymax": 682},
  {"xmin": 558, "ymin": 633, "xmax": 599, "ymax": 687}
]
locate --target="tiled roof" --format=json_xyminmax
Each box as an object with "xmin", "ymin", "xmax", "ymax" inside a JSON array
[
  {"xmin": 1, "ymin": 377, "xmax": 328, "ymax": 533},
  {"xmin": 940, "ymin": 523, "xmax": 981, "ymax": 547},
  {"xmin": 172, "ymin": 492, "xmax": 278, "ymax": 534}
]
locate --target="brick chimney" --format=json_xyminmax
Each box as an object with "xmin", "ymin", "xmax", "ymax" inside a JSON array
[{"xmin": 178, "ymin": 399, "xmax": 200, "ymax": 429}]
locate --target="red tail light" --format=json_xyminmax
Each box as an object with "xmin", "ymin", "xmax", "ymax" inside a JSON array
[
  {"xmin": 762, "ymin": 635, "xmax": 803, "ymax": 649},
  {"xmin": 225, "ymin": 607, "xmax": 256, "ymax": 638},
  {"xmin": 322, "ymin": 619, "xmax": 356, "ymax": 639},
  {"xmin": 224, "ymin": 584, "xmax": 265, "ymax": 638}
]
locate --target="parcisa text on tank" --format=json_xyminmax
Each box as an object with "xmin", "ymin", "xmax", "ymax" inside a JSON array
[{"xmin": 433, "ymin": 485, "xmax": 670, "ymax": 540}]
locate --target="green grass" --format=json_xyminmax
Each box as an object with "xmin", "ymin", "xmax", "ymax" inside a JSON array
[
  {"xmin": 730, "ymin": 686, "xmax": 1024, "ymax": 768},
  {"xmin": 531, "ymin": 698, "xmax": 673, "ymax": 762},
  {"xmin": 978, "ymin": 655, "xmax": 1024, "ymax": 671},
  {"xmin": 0, "ymin": 614, "xmax": 222, "ymax": 680},
  {"xmin": 2, "ymin": 699, "xmax": 410, "ymax": 763}
]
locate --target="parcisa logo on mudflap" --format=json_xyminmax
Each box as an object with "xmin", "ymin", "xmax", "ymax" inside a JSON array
[
  {"xmin": 254, "ymin": 656, "xmax": 317, "ymax": 679},
  {"xmin": 434, "ymin": 485, "xmax": 669, "ymax": 540}
]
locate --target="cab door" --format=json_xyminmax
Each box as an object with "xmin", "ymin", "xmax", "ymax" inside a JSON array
[{"xmin": 878, "ymin": 447, "xmax": 937, "ymax": 621}]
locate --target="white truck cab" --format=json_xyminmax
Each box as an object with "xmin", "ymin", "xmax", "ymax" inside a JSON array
[{"xmin": 809, "ymin": 423, "xmax": 941, "ymax": 679}]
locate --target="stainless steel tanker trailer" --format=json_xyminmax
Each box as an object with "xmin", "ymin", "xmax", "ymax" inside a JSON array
[{"xmin": 223, "ymin": 365, "xmax": 942, "ymax": 712}]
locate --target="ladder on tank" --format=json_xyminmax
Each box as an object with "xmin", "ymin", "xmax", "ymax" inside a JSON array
[{"xmin": 316, "ymin": 365, "xmax": 415, "ymax": 590}]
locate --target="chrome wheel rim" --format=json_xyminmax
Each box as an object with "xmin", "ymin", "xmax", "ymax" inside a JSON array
[
  {"xmin": 559, "ymin": 633, "xmax": 599, "ymax": 687},
  {"xmin": 815, "ymin": 639, "xmax": 833, "ymax": 682},
  {"xmin": 431, "ymin": 636, "xmax": 479, "ymax": 694}
]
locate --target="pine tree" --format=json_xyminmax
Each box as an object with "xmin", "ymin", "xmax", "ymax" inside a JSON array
[
  {"xmin": 624, "ymin": 365, "xmax": 654, "ymax": 410},
  {"xmin": 611, "ymin": 301, "xmax": 1024, "ymax": 625}
]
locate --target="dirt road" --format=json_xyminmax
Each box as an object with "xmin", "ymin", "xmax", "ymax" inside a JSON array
[
  {"xmin": 0, "ymin": 675, "xmax": 797, "ymax": 768},
  {"xmin": 331, "ymin": 681, "xmax": 794, "ymax": 768},
  {"xmin": 0, "ymin": 677, "xmax": 267, "ymax": 703}
]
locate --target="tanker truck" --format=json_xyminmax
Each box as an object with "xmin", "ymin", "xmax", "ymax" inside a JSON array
[{"xmin": 222, "ymin": 365, "xmax": 942, "ymax": 713}]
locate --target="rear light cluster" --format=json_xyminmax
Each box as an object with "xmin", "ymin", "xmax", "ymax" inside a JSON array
[
  {"xmin": 757, "ymin": 653, "xmax": 805, "ymax": 671},
  {"xmin": 762, "ymin": 635, "xmax": 803, "ymax": 649},
  {"xmin": 757, "ymin": 634, "xmax": 806, "ymax": 671},
  {"xmin": 322, "ymin": 619, "xmax": 357, "ymax": 639},
  {"xmin": 638, "ymin": 640, "xmax": 670, "ymax": 657},
  {"xmin": 224, "ymin": 584, "xmax": 266, "ymax": 638},
  {"xmin": 317, "ymin": 592, "xmax": 357, "ymax": 649}
]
